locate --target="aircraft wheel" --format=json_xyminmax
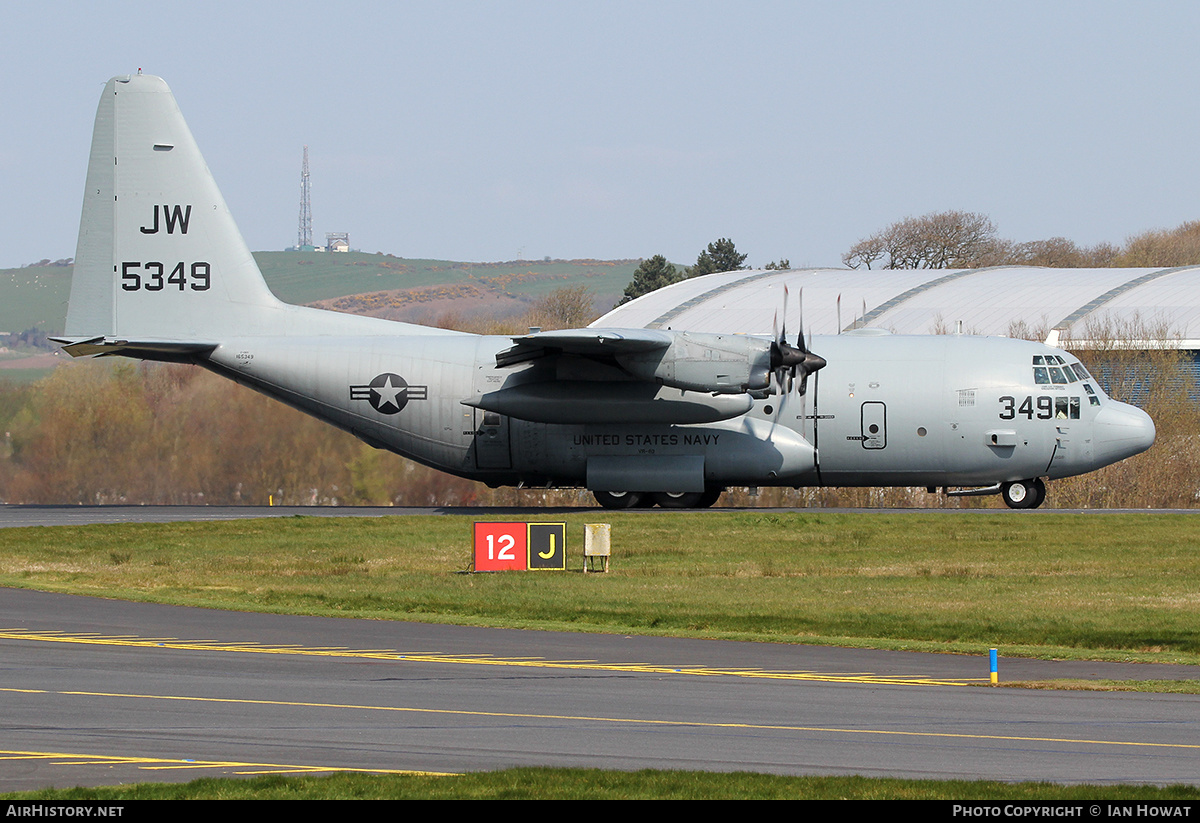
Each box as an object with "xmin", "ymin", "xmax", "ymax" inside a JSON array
[
  {"xmin": 1029, "ymin": 478, "xmax": 1046, "ymax": 508},
  {"xmin": 697, "ymin": 487, "xmax": 724, "ymax": 508},
  {"xmin": 1001, "ymin": 479, "xmax": 1045, "ymax": 509},
  {"xmin": 593, "ymin": 490, "xmax": 649, "ymax": 510},
  {"xmin": 653, "ymin": 491, "xmax": 706, "ymax": 509}
]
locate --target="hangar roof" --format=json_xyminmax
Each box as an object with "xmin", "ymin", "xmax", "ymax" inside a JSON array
[{"xmin": 593, "ymin": 265, "xmax": 1200, "ymax": 348}]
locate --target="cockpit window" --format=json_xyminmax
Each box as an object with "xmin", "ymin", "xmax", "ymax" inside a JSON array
[{"xmin": 1033, "ymin": 356, "xmax": 1090, "ymax": 386}]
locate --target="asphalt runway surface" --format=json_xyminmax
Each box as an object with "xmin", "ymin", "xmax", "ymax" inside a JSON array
[{"xmin": 1, "ymin": 505, "xmax": 1199, "ymax": 791}]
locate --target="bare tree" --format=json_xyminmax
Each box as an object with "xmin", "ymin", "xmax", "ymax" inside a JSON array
[
  {"xmin": 843, "ymin": 211, "xmax": 1003, "ymax": 270},
  {"xmin": 1115, "ymin": 220, "xmax": 1200, "ymax": 267},
  {"xmin": 1007, "ymin": 237, "xmax": 1119, "ymax": 268},
  {"xmin": 530, "ymin": 285, "xmax": 597, "ymax": 329}
]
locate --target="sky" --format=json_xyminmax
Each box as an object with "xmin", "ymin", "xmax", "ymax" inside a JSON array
[{"xmin": 5, "ymin": 1, "xmax": 1200, "ymax": 270}]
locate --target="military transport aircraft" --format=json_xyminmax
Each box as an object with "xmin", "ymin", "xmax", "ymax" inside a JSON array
[{"xmin": 54, "ymin": 74, "xmax": 1156, "ymax": 509}]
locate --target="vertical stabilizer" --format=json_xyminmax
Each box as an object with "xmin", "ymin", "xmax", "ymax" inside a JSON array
[{"xmin": 66, "ymin": 74, "xmax": 284, "ymax": 340}]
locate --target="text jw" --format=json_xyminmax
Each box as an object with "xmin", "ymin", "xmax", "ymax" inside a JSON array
[{"xmin": 140, "ymin": 205, "xmax": 192, "ymax": 235}]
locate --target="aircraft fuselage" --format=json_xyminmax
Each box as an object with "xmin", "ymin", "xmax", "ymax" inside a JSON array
[{"xmin": 206, "ymin": 330, "xmax": 1151, "ymax": 497}]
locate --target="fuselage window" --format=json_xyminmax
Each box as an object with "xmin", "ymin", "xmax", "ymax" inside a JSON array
[
  {"xmin": 1050, "ymin": 367, "xmax": 1067, "ymax": 384},
  {"xmin": 1054, "ymin": 397, "xmax": 1080, "ymax": 419},
  {"xmin": 1033, "ymin": 367, "xmax": 1050, "ymax": 384}
]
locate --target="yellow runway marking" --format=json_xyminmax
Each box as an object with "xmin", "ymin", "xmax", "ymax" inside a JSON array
[
  {"xmin": 3, "ymin": 688, "xmax": 1197, "ymax": 753},
  {"xmin": 0, "ymin": 628, "xmax": 980, "ymax": 686},
  {"xmin": 0, "ymin": 748, "xmax": 455, "ymax": 777}
]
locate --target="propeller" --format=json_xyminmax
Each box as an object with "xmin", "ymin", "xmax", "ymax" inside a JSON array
[{"xmin": 769, "ymin": 286, "xmax": 826, "ymax": 397}]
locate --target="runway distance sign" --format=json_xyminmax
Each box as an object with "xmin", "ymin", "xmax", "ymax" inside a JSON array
[{"xmin": 473, "ymin": 522, "xmax": 567, "ymax": 571}]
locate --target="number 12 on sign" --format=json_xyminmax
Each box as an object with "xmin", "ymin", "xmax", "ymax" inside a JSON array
[{"xmin": 473, "ymin": 522, "xmax": 567, "ymax": 571}]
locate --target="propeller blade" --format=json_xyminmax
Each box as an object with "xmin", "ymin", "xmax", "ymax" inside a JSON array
[
  {"xmin": 768, "ymin": 283, "xmax": 827, "ymax": 397},
  {"xmin": 796, "ymin": 287, "xmax": 804, "ymax": 348},
  {"xmin": 780, "ymin": 284, "xmax": 789, "ymax": 345}
]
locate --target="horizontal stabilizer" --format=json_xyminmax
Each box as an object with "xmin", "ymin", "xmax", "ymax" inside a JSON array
[{"xmin": 52, "ymin": 336, "xmax": 217, "ymax": 362}]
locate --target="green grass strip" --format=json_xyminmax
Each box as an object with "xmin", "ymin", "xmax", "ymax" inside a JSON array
[{"xmin": 2, "ymin": 512, "xmax": 1199, "ymax": 666}]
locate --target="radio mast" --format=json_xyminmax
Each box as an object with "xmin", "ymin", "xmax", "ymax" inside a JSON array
[{"xmin": 297, "ymin": 145, "xmax": 312, "ymax": 249}]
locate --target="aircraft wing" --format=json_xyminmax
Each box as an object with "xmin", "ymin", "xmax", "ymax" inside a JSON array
[
  {"xmin": 495, "ymin": 328, "xmax": 674, "ymax": 367},
  {"xmin": 478, "ymin": 326, "xmax": 781, "ymax": 422}
]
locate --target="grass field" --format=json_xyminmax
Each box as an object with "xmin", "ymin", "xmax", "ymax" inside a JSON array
[
  {"xmin": 0, "ymin": 266, "xmax": 72, "ymax": 334},
  {"xmin": 3, "ymin": 511, "xmax": 1198, "ymax": 664},
  {"xmin": 0, "ymin": 254, "xmax": 641, "ymax": 338},
  {"xmin": 5, "ymin": 769, "xmax": 1199, "ymax": 801},
  {"xmin": 254, "ymin": 251, "xmax": 639, "ymax": 305}
]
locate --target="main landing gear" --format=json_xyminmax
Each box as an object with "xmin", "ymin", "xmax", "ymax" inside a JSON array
[
  {"xmin": 1001, "ymin": 478, "xmax": 1046, "ymax": 509},
  {"xmin": 592, "ymin": 489, "xmax": 724, "ymax": 510}
]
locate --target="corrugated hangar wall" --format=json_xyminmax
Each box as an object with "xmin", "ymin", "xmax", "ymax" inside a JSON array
[{"xmin": 597, "ymin": 265, "xmax": 1200, "ymax": 343}]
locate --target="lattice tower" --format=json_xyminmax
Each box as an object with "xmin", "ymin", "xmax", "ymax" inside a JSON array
[{"xmin": 297, "ymin": 145, "xmax": 312, "ymax": 248}]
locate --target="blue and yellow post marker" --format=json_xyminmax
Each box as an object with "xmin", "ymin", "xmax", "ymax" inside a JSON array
[{"xmin": 990, "ymin": 648, "xmax": 998, "ymax": 685}]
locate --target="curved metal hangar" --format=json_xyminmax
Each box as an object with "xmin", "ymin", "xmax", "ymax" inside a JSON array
[{"xmin": 599, "ymin": 264, "xmax": 1200, "ymax": 343}]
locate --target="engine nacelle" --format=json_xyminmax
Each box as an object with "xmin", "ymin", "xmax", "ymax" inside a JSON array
[{"xmin": 615, "ymin": 332, "xmax": 773, "ymax": 394}]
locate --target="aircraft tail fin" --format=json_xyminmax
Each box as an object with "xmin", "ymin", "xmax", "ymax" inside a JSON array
[{"xmin": 66, "ymin": 74, "xmax": 285, "ymax": 341}]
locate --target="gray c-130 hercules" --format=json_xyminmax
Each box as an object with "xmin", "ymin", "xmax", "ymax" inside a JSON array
[{"xmin": 54, "ymin": 74, "xmax": 1156, "ymax": 509}]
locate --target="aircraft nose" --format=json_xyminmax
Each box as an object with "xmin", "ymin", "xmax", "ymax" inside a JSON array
[{"xmin": 1093, "ymin": 401, "xmax": 1156, "ymax": 466}]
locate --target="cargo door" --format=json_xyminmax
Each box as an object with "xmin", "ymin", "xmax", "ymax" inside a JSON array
[{"xmin": 473, "ymin": 409, "xmax": 511, "ymax": 469}]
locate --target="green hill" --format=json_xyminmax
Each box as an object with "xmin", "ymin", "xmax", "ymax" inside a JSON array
[
  {"xmin": 0, "ymin": 253, "xmax": 643, "ymax": 336},
  {"xmin": 0, "ymin": 266, "xmax": 73, "ymax": 336}
]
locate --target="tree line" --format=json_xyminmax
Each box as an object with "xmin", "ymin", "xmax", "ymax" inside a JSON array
[
  {"xmin": 621, "ymin": 214, "xmax": 1200, "ymax": 308},
  {"xmin": 843, "ymin": 211, "xmax": 1200, "ymax": 271}
]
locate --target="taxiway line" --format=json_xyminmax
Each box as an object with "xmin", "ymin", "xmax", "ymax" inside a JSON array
[
  {"xmin": 5, "ymin": 686, "xmax": 1197, "ymax": 753},
  {"xmin": 0, "ymin": 748, "xmax": 455, "ymax": 777},
  {"xmin": 0, "ymin": 628, "xmax": 981, "ymax": 686}
]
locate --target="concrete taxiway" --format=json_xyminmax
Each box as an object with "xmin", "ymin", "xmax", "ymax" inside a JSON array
[{"xmin": 1, "ymin": 586, "xmax": 1198, "ymax": 791}]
